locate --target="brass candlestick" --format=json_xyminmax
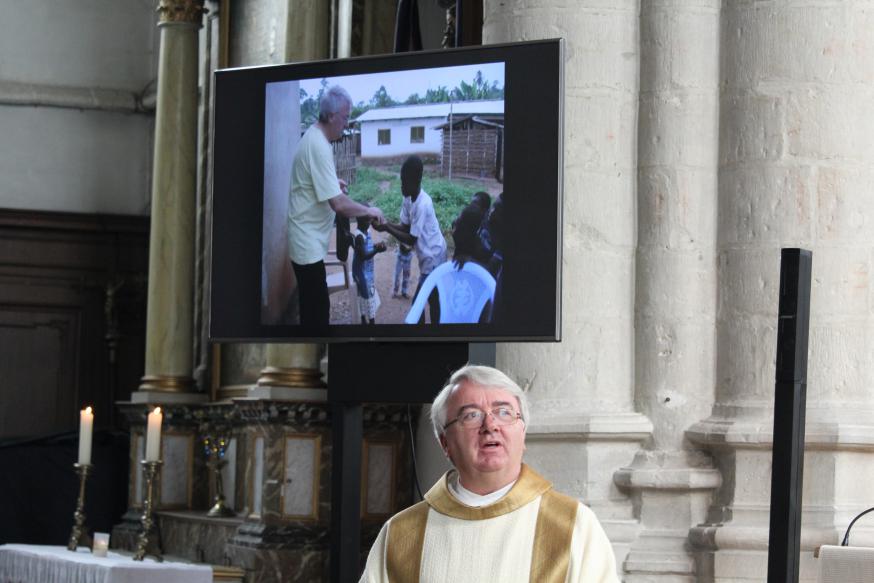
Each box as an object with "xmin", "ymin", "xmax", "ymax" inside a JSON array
[
  {"xmin": 206, "ymin": 458, "xmax": 235, "ymax": 517},
  {"xmin": 133, "ymin": 460, "xmax": 163, "ymax": 562},
  {"xmin": 203, "ymin": 435, "xmax": 235, "ymax": 517},
  {"xmin": 67, "ymin": 463, "xmax": 93, "ymax": 551}
]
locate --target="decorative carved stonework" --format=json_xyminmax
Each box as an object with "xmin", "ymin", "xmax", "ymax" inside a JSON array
[{"xmin": 156, "ymin": 0, "xmax": 206, "ymax": 26}]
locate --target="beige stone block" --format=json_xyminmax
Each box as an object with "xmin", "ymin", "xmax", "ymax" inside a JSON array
[
  {"xmin": 715, "ymin": 314, "xmax": 778, "ymax": 403},
  {"xmin": 835, "ymin": 452, "xmax": 874, "ymax": 504},
  {"xmin": 564, "ymin": 247, "xmax": 635, "ymax": 319},
  {"xmin": 731, "ymin": 449, "xmax": 774, "ymax": 506},
  {"xmin": 849, "ymin": 5, "xmax": 874, "ymax": 84},
  {"xmin": 786, "ymin": 87, "xmax": 874, "ymax": 163},
  {"xmin": 718, "ymin": 248, "xmax": 782, "ymax": 316},
  {"xmin": 563, "ymin": 92, "xmax": 638, "ymax": 171},
  {"xmin": 638, "ymin": 90, "xmax": 719, "ymax": 168},
  {"xmin": 720, "ymin": 4, "xmax": 769, "ymax": 89},
  {"xmin": 719, "ymin": 93, "xmax": 785, "ymax": 164},
  {"xmin": 721, "ymin": 3, "xmax": 849, "ymax": 87},
  {"xmin": 638, "ymin": 166, "xmax": 719, "ymax": 248},
  {"xmin": 816, "ymin": 167, "xmax": 874, "ymax": 242},
  {"xmin": 564, "ymin": 168, "xmax": 636, "ymax": 248},
  {"xmin": 486, "ymin": 4, "xmax": 638, "ymax": 92},
  {"xmin": 718, "ymin": 165, "xmax": 815, "ymax": 244},
  {"xmin": 635, "ymin": 319, "xmax": 717, "ymax": 444},
  {"xmin": 636, "ymin": 247, "xmax": 717, "ymax": 317},
  {"xmin": 498, "ymin": 319, "xmax": 634, "ymax": 409},
  {"xmin": 640, "ymin": 5, "xmax": 719, "ymax": 92},
  {"xmin": 807, "ymin": 246, "xmax": 871, "ymax": 317},
  {"xmin": 807, "ymin": 321, "xmax": 874, "ymax": 403}
]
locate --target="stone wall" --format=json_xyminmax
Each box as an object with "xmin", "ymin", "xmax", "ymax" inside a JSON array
[
  {"xmin": 0, "ymin": 0, "xmax": 157, "ymax": 215},
  {"xmin": 475, "ymin": 0, "xmax": 874, "ymax": 581}
]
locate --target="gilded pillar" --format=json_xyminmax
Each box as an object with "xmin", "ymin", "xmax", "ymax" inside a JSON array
[
  {"xmin": 251, "ymin": 343, "xmax": 326, "ymax": 400},
  {"xmin": 136, "ymin": 0, "xmax": 206, "ymax": 401},
  {"xmin": 247, "ymin": 0, "xmax": 331, "ymax": 402}
]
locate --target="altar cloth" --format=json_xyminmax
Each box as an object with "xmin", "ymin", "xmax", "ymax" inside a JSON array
[{"xmin": 0, "ymin": 544, "xmax": 212, "ymax": 583}]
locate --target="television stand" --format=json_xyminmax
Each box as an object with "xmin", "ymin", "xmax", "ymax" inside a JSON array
[{"xmin": 327, "ymin": 342, "xmax": 495, "ymax": 582}]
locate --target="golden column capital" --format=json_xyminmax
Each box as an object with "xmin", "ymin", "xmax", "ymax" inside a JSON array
[{"xmin": 157, "ymin": 0, "xmax": 206, "ymax": 27}]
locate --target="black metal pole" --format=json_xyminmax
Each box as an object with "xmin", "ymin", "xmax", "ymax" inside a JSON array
[
  {"xmin": 330, "ymin": 401, "xmax": 363, "ymax": 583},
  {"xmin": 766, "ymin": 248, "xmax": 812, "ymax": 583}
]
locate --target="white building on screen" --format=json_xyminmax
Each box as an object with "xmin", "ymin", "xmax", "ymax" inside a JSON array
[{"xmin": 354, "ymin": 100, "xmax": 503, "ymax": 160}]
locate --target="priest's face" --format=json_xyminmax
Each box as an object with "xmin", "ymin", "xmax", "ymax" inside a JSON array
[{"xmin": 439, "ymin": 381, "xmax": 526, "ymax": 494}]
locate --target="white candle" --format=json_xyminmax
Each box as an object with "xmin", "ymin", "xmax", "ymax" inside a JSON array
[
  {"xmin": 78, "ymin": 407, "xmax": 94, "ymax": 465},
  {"xmin": 145, "ymin": 407, "xmax": 162, "ymax": 461},
  {"xmin": 92, "ymin": 532, "xmax": 110, "ymax": 557}
]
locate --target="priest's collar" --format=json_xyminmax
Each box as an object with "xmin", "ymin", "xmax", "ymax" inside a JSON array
[{"xmin": 424, "ymin": 463, "xmax": 552, "ymax": 520}]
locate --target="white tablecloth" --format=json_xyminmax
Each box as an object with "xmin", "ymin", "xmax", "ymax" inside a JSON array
[
  {"xmin": 0, "ymin": 544, "xmax": 212, "ymax": 583},
  {"xmin": 818, "ymin": 545, "xmax": 874, "ymax": 583}
]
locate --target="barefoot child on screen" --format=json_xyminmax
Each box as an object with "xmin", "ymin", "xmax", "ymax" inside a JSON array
[{"xmin": 352, "ymin": 215, "xmax": 386, "ymax": 324}]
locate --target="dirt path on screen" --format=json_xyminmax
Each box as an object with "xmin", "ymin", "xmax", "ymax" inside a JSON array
[
  {"xmin": 328, "ymin": 168, "xmax": 503, "ymax": 325},
  {"xmin": 329, "ymin": 230, "xmax": 426, "ymax": 325}
]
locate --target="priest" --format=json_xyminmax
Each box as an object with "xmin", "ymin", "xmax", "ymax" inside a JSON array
[{"xmin": 359, "ymin": 365, "xmax": 620, "ymax": 582}]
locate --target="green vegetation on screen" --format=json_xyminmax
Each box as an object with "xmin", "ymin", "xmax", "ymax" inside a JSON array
[
  {"xmin": 300, "ymin": 71, "xmax": 504, "ymax": 128},
  {"xmin": 348, "ymin": 167, "xmax": 486, "ymax": 234}
]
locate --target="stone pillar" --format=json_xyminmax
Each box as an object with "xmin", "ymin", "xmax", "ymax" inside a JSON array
[
  {"xmin": 247, "ymin": 0, "xmax": 332, "ymax": 404},
  {"xmin": 251, "ymin": 343, "xmax": 326, "ymax": 400},
  {"xmin": 613, "ymin": 2, "xmax": 722, "ymax": 582},
  {"xmin": 483, "ymin": 0, "xmax": 652, "ymax": 566},
  {"xmin": 135, "ymin": 0, "xmax": 206, "ymax": 403},
  {"xmin": 688, "ymin": 1, "xmax": 874, "ymax": 580}
]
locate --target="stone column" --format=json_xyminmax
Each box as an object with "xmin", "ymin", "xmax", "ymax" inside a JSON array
[
  {"xmin": 612, "ymin": 2, "xmax": 722, "ymax": 582},
  {"xmin": 483, "ymin": 0, "xmax": 652, "ymax": 566},
  {"xmin": 247, "ymin": 0, "xmax": 331, "ymax": 403},
  {"xmin": 135, "ymin": 0, "xmax": 206, "ymax": 403},
  {"xmin": 252, "ymin": 343, "xmax": 326, "ymax": 400},
  {"xmin": 688, "ymin": 1, "xmax": 874, "ymax": 580}
]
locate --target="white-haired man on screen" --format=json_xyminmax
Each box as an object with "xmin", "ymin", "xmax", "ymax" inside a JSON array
[
  {"xmin": 359, "ymin": 365, "xmax": 619, "ymax": 583},
  {"xmin": 288, "ymin": 85, "xmax": 385, "ymax": 327}
]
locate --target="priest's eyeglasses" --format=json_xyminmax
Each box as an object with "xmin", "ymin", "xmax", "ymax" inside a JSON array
[{"xmin": 444, "ymin": 406, "xmax": 522, "ymax": 430}]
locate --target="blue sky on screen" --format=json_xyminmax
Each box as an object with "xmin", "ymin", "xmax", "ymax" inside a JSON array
[{"xmin": 298, "ymin": 62, "xmax": 505, "ymax": 105}]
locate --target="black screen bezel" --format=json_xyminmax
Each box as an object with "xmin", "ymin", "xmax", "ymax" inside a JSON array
[{"xmin": 210, "ymin": 39, "xmax": 563, "ymax": 343}]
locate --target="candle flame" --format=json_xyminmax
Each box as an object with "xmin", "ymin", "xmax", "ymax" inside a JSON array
[
  {"xmin": 154, "ymin": 407, "xmax": 161, "ymax": 415},
  {"xmin": 85, "ymin": 406, "xmax": 92, "ymax": 414}
]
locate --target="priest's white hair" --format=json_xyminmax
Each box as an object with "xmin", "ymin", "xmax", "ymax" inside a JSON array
[{"xmin": 431, "ymin": 364, "xmax": 530, "ymax": 439}]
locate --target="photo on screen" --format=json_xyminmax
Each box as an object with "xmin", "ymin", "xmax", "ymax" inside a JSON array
[{"xmin": 261, "ymin": 62, "xmax": 506, "ymax": 327}]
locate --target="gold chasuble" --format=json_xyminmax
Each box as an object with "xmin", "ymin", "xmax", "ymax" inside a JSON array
[{"xmin": 384, "ymin": 465, "xmax": 579, "ymax": 583}]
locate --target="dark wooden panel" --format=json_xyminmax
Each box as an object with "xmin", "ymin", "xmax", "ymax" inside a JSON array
[
  {"xmin": 0, "ymin": 307, "xmax": 80, "ymax": 438},
  {"xmin": 0, "ymin": 208, "xmax": 149, "ymax": 438}
]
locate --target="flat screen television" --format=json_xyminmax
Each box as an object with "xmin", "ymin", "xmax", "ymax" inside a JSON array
[{"xmin": 210, "ymin": 39, "xmax": 563, "ymax": 342}]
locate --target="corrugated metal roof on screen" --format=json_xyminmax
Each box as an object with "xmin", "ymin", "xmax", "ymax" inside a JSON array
[{"xmin": 354, "ymin": 100, "xmax": 504, "ymax": 123}]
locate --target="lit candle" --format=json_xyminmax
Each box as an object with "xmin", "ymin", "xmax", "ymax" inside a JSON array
[
  {"xmin": 78, "ymin": 407, "xmax": 94, "ymax": 465},
  {"xmin": 145, "ymin": 407, "xmax": 162, "ymax": 461},
  {"xmin": 92, "ymin": 532, "xmax": 110, "ymax": 557}
]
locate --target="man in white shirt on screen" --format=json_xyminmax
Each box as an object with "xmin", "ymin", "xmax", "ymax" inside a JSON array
[
  {"xmin": 359, "ymin": 365, "xmax": 620, "ymax": 583},
  {"xmin": 374, "ymin": 155, "xmax": 447, "ymax": 323},
  {"xmin": 287, "ymin": 85, "xmax": 385, "ymax": 327}
]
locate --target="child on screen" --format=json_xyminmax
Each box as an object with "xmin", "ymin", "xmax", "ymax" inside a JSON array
[{"xmin": 352, "ymin": 215, "xmax": 386, "ymax": 324}]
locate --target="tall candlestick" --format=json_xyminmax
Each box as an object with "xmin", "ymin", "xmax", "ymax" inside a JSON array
[
  {"xmin": 78, "ymin": 407, "xmax": 94, "ymax": 465},
  {"xmin": 145, "ymin": 407, "xmax": 162, "ymax": 461}
]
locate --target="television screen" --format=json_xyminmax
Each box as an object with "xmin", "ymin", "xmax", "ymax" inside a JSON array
[{"xmin": 211, "ymin": 39, "xmax": 563, "ymax": 342}]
